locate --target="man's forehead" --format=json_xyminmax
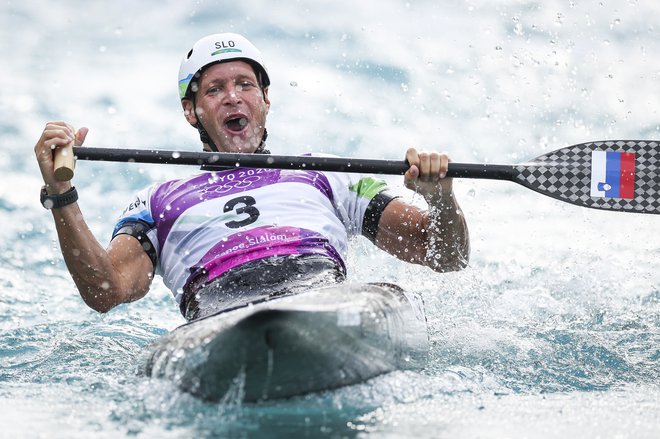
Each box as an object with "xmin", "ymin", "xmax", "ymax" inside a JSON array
[{"xmin": 200, "ymin": 61, "xmax": 257, "ymax": 82}]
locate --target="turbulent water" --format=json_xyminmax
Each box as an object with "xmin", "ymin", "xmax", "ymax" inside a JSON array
[{"xmin": 1, "ymin": 1, "xmax": 659, "ymax": 438}]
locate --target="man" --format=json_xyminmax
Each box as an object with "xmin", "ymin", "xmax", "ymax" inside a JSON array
[{"xmin": 34, "ymin": 33, "xmax": 469, "ymax": 321}]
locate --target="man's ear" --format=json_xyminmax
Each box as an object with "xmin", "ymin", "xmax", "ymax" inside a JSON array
[
  {"xmin": 182, "ymin": 99, "xmax": 197, "ymax": 126},
  {"xmin": 262, "ymin": 87, "xmax": 270, "ymax": 113}
]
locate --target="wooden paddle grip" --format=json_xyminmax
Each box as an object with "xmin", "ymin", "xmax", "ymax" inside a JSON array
[{"xmin": 53, "ymin": 140, "xmax": 75, "ymax": 181}]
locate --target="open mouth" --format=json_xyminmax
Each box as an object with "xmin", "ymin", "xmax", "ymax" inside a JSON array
[{"xmin": 224, "ymin": 116, "xmax": 248, "ymax": 132}]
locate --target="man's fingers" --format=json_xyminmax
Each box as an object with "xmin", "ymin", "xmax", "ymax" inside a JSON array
[
  {"xmin": 428, "ymin": 152, "xmax": 441, "ymax": 178},
  {"xmin": 439, "ymin": 153, "xmax": 449, "ymax": 178},
  {"xmin": 404, "ymin": 147, "xmax": 420, "ymax": 187},
  {"xmin": 75, "ymin": 127, "xmax": 89, "ymax": 146},
  {"xmin": 41, "ymin": 125, "xmax": 75, "ymax": 147},
  {"xmin": 404, "ymin": 148, "xmax": 453, "ymax": 191},
  {"xmin": 405, "ymin": 147, "xmax": 419, "ymax": 166},
  {"xmin": 418, "ymin": 152, "xmax": 431, "ymax": 177}
]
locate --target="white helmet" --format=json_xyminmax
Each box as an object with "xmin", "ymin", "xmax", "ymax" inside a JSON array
[{"xmin": 178, "ymin": 33, "xmax": 270, "ymax": 100}]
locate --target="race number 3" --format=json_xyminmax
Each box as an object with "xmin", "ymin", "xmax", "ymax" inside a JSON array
[{"xmin": 223, "ymin": 196, "xmax": 260, "ymax": 229}]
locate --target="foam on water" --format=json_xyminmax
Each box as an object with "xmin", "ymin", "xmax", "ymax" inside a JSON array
[{"xmin": 1, "ymin": 1, "xmax": 659, "ymax": 438}]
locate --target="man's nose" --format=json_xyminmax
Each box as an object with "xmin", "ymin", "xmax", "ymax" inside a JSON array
[{"xmin": 223, "ymin": 86, "xmax": 242, "ymax": 104}]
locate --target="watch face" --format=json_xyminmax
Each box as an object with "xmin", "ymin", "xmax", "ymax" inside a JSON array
[
  {"xmin": 40, "ymin": 187, "xmax": 53, "ymax": 209},
  {"xmin": 42, "ymin": 197, "xmax": 56, "ymax": 209}
]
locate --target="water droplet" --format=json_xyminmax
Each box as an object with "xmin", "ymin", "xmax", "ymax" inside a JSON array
[{"xmin": 514, "ymin": 23, "xmax": 524, "ymax": 36}]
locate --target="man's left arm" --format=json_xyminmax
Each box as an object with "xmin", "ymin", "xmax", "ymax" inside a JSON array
[{"xmin": 373, "ymin": 148, "xmax": 470, "ymax": 273}]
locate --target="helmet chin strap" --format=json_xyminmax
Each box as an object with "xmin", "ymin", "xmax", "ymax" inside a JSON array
[{"xmin": 195, "ymin": 122, "xmax": 218, "ymax": 151}]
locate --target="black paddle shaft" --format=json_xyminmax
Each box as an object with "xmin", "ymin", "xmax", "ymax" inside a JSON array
[{"xmin": 72, "ymin": 147, "xmax": 515, "ymax": 180}]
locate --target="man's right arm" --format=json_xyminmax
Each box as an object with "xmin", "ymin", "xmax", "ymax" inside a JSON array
[
  {"xmin": 35, "ymin": 121, "xmax": 153, "ymax": 313},
  {"xmin": 52, "ymin": 203, "xmax": 153, "ymax": 312}
]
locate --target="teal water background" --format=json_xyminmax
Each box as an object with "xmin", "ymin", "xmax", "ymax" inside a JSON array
[{"xmin": 1, "ymin": 1, "xmax": 659, "ymax": 437}]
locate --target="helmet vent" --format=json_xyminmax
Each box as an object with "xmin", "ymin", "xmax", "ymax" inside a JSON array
[{"xmin": 187, "ymin": 49, "xmax": 193, "ymax": 59}]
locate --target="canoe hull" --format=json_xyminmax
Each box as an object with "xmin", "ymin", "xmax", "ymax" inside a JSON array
[{"xmin": 138, "ymin": 282, "xmax": 428, "ymax": 402}]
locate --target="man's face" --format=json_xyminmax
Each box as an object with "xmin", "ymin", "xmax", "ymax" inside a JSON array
[{"xmin": 183, "ymin": 61, "xmax": 270, "ymax": 153}]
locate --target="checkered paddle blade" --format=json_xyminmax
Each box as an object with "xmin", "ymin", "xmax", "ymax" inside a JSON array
[{"xmin": 514, "ymin": 140, "xmax": 659, "ymax": 214}]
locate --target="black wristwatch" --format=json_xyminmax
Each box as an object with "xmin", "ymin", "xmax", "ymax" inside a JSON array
[{"xmin": 40, "ymin": 185, "xmax": 78, "ymax": 209}]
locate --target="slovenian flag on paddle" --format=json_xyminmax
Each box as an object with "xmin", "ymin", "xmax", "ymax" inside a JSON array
[{"xmin": 590, "ymin": 151, "xmax": 636, "ymax": 199}]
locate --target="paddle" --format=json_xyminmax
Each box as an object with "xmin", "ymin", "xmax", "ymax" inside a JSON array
[{"xmin": 55, "ymin": 140, "xmax": 657, "ymax": 214}]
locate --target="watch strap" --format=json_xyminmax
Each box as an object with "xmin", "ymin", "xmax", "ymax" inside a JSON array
[{"xmin": 40, "ymin": 186, "xmax": 78, "ymax": 209}]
